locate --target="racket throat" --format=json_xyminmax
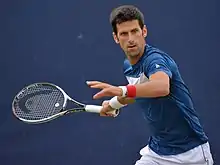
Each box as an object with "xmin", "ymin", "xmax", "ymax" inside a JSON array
[{"xmin": 62, "ymin": 99, "xmax": 85, "ymax": 113}]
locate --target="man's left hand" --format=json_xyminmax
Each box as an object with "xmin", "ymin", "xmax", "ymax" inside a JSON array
[{"xmin": 86, "ymin": 81, "xmax": 123, "ymax": 99}]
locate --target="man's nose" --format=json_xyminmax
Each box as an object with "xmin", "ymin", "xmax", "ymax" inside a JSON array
[{"xmin": 128, "ymin": 34, "xmax": 135, "ymax": 43}]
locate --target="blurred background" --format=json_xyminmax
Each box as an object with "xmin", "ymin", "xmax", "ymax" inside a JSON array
[{"xmin": 1, "ymin": 0, "xmax": 219, "ymax": 164}]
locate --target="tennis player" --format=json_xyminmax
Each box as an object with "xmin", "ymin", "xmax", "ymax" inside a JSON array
[{"xmin": 87, "ymin": 5, "xmax": 214, "ymax": 165}]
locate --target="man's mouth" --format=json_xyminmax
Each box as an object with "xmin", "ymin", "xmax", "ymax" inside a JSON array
[{"xmin": 128, "ymin": 45, "xmax": 136, "ymax": 48}]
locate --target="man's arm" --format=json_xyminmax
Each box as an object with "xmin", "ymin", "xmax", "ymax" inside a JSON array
[
  {"xmin": 134, "ymin": 71, "xmax": 170, "ymax": 98},
  {"xmin": 117, "ymin": 71, "xmax": 170, "ymax": 105},
  {"xmin": 87, "ymin": 71, "xmax": 170, "ymax": 101},
  {"xmin": 89, "ymin": 53, "xmax": 172, "ymax": 100}
]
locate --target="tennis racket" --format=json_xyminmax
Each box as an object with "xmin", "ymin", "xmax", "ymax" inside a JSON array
[{"xmin": 12, "ymin": 82, "xmax": 119, "ymax": 124}]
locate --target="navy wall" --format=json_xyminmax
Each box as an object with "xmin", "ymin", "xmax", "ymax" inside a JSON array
[{"xmin": 1, "ymin": 0, "xmax": 219, "ymax": 164}]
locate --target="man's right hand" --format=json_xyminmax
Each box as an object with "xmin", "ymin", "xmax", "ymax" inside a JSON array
[{"xmin": 100, "ymin": 100, "xmax": 116, "ymax": 117}]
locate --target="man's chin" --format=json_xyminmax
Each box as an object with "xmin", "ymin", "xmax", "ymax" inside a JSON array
[{"xmin": 128, "ymin": 52, "xmax": 139, "ymax": 57}]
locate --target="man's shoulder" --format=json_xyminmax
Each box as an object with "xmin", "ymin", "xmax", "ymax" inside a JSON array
[{"xmin": 146, "ymin": 44, "xmax": 174, "ymax": 63}]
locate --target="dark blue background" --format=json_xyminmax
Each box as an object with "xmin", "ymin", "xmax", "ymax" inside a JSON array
[{"xmin": 1, "ymin": 0, "xmax": 219, "ymax": 164}]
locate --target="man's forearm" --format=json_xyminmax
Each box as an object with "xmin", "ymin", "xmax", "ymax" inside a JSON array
[
  {"xmin": 134, "ymin": 80, "xmax": 170, "ymax": 98},
  {"xmin": 116, "ymin": 79, "xmax": 169, "ymax": 105}
]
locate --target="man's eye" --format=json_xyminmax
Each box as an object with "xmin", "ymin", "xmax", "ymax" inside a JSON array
[
  {"xmin": 120, "ymin": 32, "xmax": 127, "ymax": 36},
  {"xmin": 132, "ymin": 29, "xmax": 139, "ymax": 33}
]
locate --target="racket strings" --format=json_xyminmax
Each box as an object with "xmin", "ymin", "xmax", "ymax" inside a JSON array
[
  {"xmin": 25, "ymin": 92, "xmax": 58, "ymax": 118},
  {"xmin": 13, "ymin": 85, "xmax": 65, "ymax": 120}
]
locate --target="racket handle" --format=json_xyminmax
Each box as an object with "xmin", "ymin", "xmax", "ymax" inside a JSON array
[{"xmin": 85, "ymin": 105, "xmax": 119, "ymax": 117}]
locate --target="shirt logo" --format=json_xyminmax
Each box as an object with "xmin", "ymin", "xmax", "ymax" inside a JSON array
[{"xmin": 155, "ymin": 64, "xmax": 160, "ymax": 68}]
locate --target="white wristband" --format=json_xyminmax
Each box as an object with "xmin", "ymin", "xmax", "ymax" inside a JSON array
[
  {"xmin": 109, "ymin": 96, "xmax": 126, "ymax": 109},
  {"xmin": 119, "ymin": 86, "xmax": 127, "ymax": 97}
]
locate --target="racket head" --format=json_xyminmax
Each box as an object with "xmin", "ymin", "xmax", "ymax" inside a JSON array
[{"xmin": 12, "ymin": 82, "xmax": 70, "ymax": 124}]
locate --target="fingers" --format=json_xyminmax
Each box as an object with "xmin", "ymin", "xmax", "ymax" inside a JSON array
[
  {"xmin": 100, "ymin": 111, "xmax": 113, "ymax": 117},
  {"xmin": 87, "ymin": 81, "xmax": 118, "ymax": 118},
  {"xmin": 86, "ymin": 81, "xmax": 121, "ymax": 100},
  {"xmin": 102, "ymin": 100, "xmax": 109, "ymax": 106},
  {"xmin": 86, "ymin": 81, "xmax": 101, "ymax": 86},
  {"xmin": 100, "ymin": 102, "xmax": 115, "ymax": 117},
  {"xmin": 100, "ymin": 113, "xmax": 114, "ymax": 117},
  {"xmin": 86, "ymin": 81, "xmax": 113, "ymax": 89},
  {"xmin": 90, "ymin": 84, "xmax": 107, "ymax": 89},
  {"xmin": 93, "ymin": 87, "xmax": 122, "ymax": 99},
  {"xmin": 93, "ymin": 89, "xmax": 111, "ymax": 99}
]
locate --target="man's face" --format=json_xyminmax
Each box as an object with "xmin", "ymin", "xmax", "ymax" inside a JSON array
[{"xmin": 113, "ymin": 20, "xmax": 147, "ymax": 58}]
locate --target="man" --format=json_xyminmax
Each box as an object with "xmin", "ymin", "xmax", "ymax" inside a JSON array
[{"xmin": 87, "ymin": 5, "xmax": 214, "ymax": 165}]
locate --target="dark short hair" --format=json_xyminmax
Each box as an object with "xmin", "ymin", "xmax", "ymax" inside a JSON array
[{"xmin": 109, "ymin": 5, "xmax": 145, "ymax": 34}]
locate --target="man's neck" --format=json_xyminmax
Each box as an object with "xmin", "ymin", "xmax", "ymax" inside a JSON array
[
  {"xmin": 128, "ymin": 45, "xmax": 146, "ymax": 65},
  {"xmin": 128, "ymin": 55, "xmax": 142, "ymax": 65}
]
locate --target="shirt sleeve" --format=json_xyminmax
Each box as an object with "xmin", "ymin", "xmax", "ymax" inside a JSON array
[{"xmin": 144, "ymin": 53, "xmax": 172, "ymax": 78}]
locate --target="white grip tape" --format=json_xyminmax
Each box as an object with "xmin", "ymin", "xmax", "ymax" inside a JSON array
[
  {"xmin": 84, "ymin": 105, "xmax": 102, "ymax": 113},
  {"xmin": 84, "ymin": 105, "xmax": 119, "ymax": 116},
  {"xmin": 109, "ymin": 96, "xmax": 126, "ymax": 109},
  {"xmin": 119, "ymin": 86, "xmax": 127, "ymax": 97}
]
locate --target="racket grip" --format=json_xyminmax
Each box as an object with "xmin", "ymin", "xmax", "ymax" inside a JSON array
[{"xmin": 85, "ymin": 105, "xmax": 119, "ymax": 117}]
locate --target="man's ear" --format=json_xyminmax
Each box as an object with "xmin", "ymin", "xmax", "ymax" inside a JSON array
[
  {"xmin": 113, "ymin": 32, "xmax": 119, "ymax": 44},
  {"xmin": 142, "ymin": 25, "xmax": 147, "ymax": 38}
]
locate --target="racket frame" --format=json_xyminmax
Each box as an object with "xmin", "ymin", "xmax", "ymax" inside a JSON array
[{"xmin": 12, "ymin": 82, "xmax": 119, "ymax": 124}]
